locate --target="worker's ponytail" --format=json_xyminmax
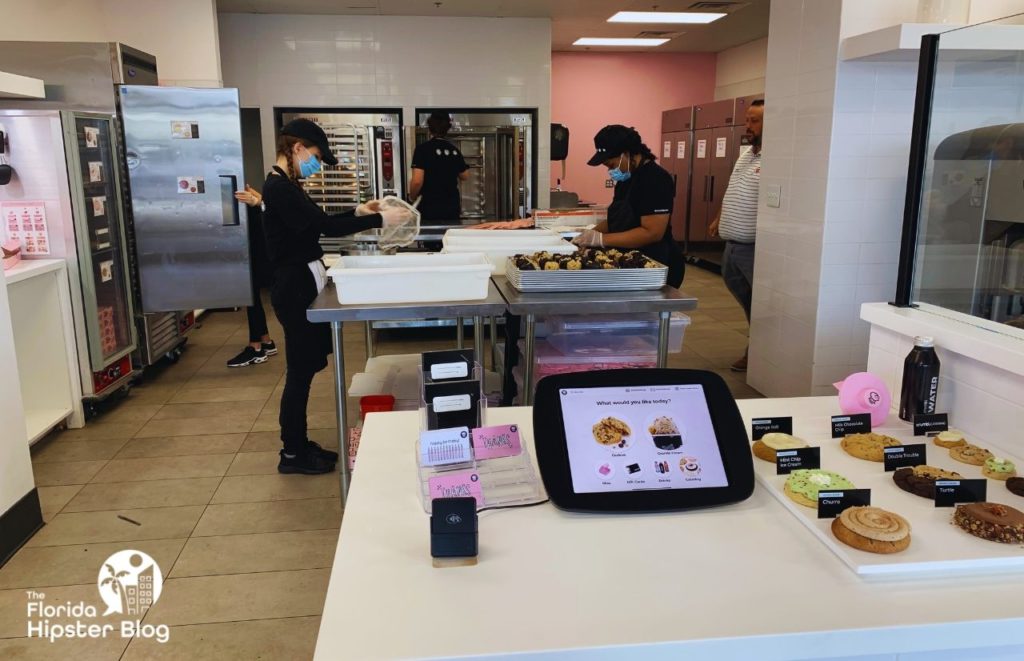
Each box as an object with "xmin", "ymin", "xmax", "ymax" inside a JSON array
[{"xmin": 276, "ymin": 134, "xmax": 315, "ymax": 182}]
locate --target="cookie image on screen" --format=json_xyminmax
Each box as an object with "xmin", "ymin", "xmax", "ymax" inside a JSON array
[
  {"xmin": 648, "ymin": 415, "xmax": 682, "ymax": 450},
  {"xmin": 592, "ymin": 417, "xmax": 631, "ymax": 449}
]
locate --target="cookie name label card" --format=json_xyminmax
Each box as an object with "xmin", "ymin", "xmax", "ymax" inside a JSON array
[
  {"xmin": 934, "ymin": 479, "xmax": 987, "ymax": 508},
  {"xmin": 751, "ymin": 416, "xmax": 793, "ymax": 441},
  {"xmin": 420, "ymin": 427, "xmax": 472, "ymax": 467},
  {"xmin": 471, "ymin": 424, "xmax": 522, "ymax": 460},
  {"xmin": 883, "ymin": 444, "xmax": 927, "ymax": 472},
  {"xmin": 913, "ymin": 413, "xmax": 949, "ymax": 436},
  {"xmin": 817, "ymin": 489, "xmax": 871, "ymax": 519},
  {"xmin": 831, "ymin": 413, "xmax": 871, "ymax": 438},
  {"xmin": 428, "ymin": 470, "xmax": 483, "ymax": 507},
  {"xmin": 775, "ymin": 447, "xmax": 821, "ymax": 475}
]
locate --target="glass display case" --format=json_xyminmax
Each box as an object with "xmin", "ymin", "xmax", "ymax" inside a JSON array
[
  {"xmin": 902, "ymin": 12, "xmax": 1024, "ymax": 333},
  {"xmin": 63, "ymin": 112, "xmax": 137, "ymax": 365}
]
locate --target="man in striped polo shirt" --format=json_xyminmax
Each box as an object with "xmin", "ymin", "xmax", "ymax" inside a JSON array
[{"xmin": 709, "ymin": 99, "xmax": 763, "ymax": 372}]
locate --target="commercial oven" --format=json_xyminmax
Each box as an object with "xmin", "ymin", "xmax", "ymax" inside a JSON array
[{"xmin": 411, "ymin": 110, "xmax": 535, "ymax": 222}]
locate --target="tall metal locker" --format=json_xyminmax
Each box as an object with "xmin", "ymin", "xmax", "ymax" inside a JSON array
[
  {"xmin": 660, "ymin": 106, "xmax": 693, "ymax": 243},
  {"xmin": 689, "ymin": 99, "xmax": 736, "ymax": 249}
]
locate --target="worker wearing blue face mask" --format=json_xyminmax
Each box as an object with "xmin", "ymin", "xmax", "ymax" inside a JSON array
[
  {"xmin": 573, "ymin": 124, "xmax": 684, "ymax": 288},
  {"xmin": 261, "ymin": 118, "xmax": 409, "ymax": 474}
]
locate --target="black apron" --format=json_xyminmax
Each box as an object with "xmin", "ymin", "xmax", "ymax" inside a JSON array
[{"xmin": 607, "ymin": 185, "xmax": 685, "ymax": 288}]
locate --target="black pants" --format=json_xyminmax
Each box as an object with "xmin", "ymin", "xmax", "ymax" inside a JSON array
[
  {"xmin": 271, "ymin": 265, "xmax": 331, "ymax": 454},
  {"xmin": 247, "ymin": 288, "xmax": 269, "ymax": 343}
]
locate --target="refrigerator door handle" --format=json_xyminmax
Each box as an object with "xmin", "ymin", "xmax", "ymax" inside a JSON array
[
  {"xmin": 709, "ymin": 175, "xmax": 715, "ymax": 203},
  {"xmin": 702, "ymin": 175, "xmax": 709, "ymax": 202},
  {"xmin": 219, "ymin": 174, "xmax": 240, "ymax": 226}
]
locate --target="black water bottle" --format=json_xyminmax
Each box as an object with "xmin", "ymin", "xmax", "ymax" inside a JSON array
[{"xmin": 899, "ymin": 336, "xmax": 940, "ymax": 422}]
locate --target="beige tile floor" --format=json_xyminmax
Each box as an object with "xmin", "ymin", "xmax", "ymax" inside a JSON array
[{"xmin": 1, "ymin": 267, "xmax": 758, "ymax": 659}]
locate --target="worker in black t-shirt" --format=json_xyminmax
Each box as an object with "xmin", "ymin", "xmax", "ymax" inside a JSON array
[
  {"xmin": 409, "ymin": 111, "xmax": 469, "ymax": 222},
  {"xmin": 574, "ymin": 125, "xmax": 685, "ymax": 288},
  {"xmin": 261, "ymin": 118, "xmax": 409, "ymax": 475}
]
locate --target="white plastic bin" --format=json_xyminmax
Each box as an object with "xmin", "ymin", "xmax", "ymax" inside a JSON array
[
  {"xmin": 441, "ymin": 228, "xmax": 577, "ymax": 275},
  {"xmin": 327, "ymin": 253, "xmax": 492, "ymax": 305}
]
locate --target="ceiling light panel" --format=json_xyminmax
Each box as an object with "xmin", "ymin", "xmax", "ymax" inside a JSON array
[
  {"xmin": 573, "ymin": 37, "xmax": 669, "ymax": 47},
  {"xmin": 608, "ymin": 11, "xmax": 726, "ymax": 24}
]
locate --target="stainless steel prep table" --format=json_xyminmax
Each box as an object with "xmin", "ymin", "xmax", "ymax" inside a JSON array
[
  {"xmin": 491, "ymin": 276, "xmax": 699, "ymax": 405},
  {"xmin": 307, "ymin": 281, "xmax": 509, "ymax": 503}
]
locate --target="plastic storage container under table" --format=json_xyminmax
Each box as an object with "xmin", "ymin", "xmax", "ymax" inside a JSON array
[
  {"xmin": 546, "ymin": 312, "xmax": 690, "ymax": 355},
  {"xmin": 512, "ymin": 338, "xmax": 657, "ymax": 402}
]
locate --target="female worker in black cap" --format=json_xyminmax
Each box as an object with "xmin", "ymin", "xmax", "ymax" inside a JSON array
[
  {"xmin": 409, "ymin": 111, "xmax": 469, "ymax": 221},
  {"xmin": 263, "ymin": 118, "xmax": 409, "ymax": 474},
  {"xmin": 575, "ymin": 125, "xmax": 684, "ymax": 288}
]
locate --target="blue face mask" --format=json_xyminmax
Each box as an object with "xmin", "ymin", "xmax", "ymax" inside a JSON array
[
  {"xmin": 608, "ymin": 155, "xmax": 631, "ymax": 183},
  {"xmin": 297, "ymin": 148, "xmax": 322, "ymax": 178}
]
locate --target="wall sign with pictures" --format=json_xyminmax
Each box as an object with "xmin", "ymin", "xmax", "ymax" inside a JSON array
[
  {"xmin": 92, "ymin": 196, "xmax": 106, "ymax": 217},
  {"xmin": 2, "ymin": 201, "xmax": 51, "ymax": 255},
  {"xmin": 88, "ymin": 162, "xmax": 103, "ymax": 183}
]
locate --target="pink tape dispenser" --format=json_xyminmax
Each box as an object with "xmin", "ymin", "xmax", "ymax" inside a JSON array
[
  {"xmin": 834, "ymin": 372, "xmax": 891, "ymax": 427},
  {"xmin": 2, "ymin": 239, "xmax": 21, "ymax": 271}
]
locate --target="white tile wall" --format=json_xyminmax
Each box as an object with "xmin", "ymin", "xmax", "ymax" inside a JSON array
[
  {"xmin": 749, "ymin": 0, "xmax": 843, "ymax": 397},
  {"xmin": 750, "ymin": 0, "xmax": 965, "ymax": 397},
  {"xmin": 867, "ymin": 325, "xmax": 1024, "ymax": 450},
  {"xmin": 217, "ymin": 13, "xmax": 552, "ymax": 208}
]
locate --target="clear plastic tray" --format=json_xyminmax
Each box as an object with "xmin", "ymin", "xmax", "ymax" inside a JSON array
[{"xmin": 416, "ymin": 409, "xmax": 545, "ymax": 513}]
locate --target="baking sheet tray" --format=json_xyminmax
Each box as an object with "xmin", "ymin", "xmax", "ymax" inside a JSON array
[{"xmin": 753, "ymin": 414, "xmax": 1024, "ymax": 578}]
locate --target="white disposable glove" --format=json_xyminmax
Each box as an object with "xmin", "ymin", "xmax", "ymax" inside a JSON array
[
  {"xmin": 355, "ymin": 200, "xmax": 382, "ymax": 217},
  {"xmin": 572, "ymin": 229, "xmax": 604, "ymax": 248}
]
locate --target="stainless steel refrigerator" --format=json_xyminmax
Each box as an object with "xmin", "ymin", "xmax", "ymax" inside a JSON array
[
  {"xmin": 119, "ymin": 86, "xmax": 252, "ymax": 313},
  {"xmin": 412, "ymin": 110, "xmax": 535, "ymax": 221},
  {"xmin": 0, "ymin": 41, "xmax": 253, "ymax": 374},
  {"xmin": 0, "ymin": 108, "xmax": 139, "ymax": 401},
  {"xmin": 660, "ymin": 106, "xmax": 695, "ymax": 243}
]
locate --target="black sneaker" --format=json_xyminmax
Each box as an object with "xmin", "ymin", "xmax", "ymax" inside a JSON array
[
  {"xmin": 307, "ymin": 439, "xmax": 339, "ymax": 463},
  {"xmin": 278, "ymin": 447, "xmax": 335, "ymax": 475},
  {"xmin": 262, "ymin": 340, "xmax": 278, "ymax": 356},
  {"xmin": 226, "ymin": 346, "xmax": 267, "ymax": 368}
]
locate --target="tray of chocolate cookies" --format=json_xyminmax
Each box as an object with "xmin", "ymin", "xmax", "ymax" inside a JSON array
[{"xmin": 505, "ymin": 248, "xmax": 668, "ymax": 292}]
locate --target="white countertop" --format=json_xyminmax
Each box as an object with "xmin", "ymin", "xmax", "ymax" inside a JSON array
[
  {"xmin": 316, "ymin": 398, "xmax": 1024, "ymax": 661},
  {"xmin": 862, "ymin": 302, "xmax": 1024, "ymax": 377},
  {"xmin": 2, "ymin": 258, "xmax": 65, "ymax": 285}
]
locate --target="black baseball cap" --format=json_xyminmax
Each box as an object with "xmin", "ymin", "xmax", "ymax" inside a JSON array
[
  {"xmin": 281, "ymin": 118, "xmax": 337, "ymax": 166},
  {"xmin": 587, "ymin": 124, "xmax": 642, "ymax": 166}
]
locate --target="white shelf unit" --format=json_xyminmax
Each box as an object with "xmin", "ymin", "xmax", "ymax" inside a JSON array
[
  {"xmin": 841, "ymin": 23, "xmax": 1024, "ymax": 61},
  {"xmin": 5, "ymin": 259, "xmax": 84, "ymax": 443}
]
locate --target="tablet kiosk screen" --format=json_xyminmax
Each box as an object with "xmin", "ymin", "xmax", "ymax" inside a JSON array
[{"xmin": 559, "ymin": 385, "xmax": 728, "ymax": 494}]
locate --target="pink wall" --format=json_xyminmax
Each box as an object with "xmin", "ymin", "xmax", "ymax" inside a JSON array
[{"xmin": 550, "ymin": 51, "xmax": 716, "ymax": 205}]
